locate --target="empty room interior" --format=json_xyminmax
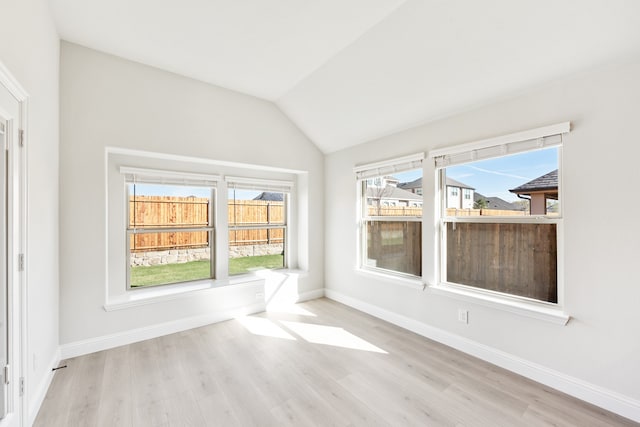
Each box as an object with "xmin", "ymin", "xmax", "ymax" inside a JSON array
[{"xmin": 1, "ymin": 0, "xmax": 640, "ymax": 425}]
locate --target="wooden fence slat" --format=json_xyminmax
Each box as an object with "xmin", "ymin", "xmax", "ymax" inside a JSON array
[
  {"xmin": 445, "ymin": 222, "xmax": 557, "ymax": 303},
  {"xmin": 129, "ymin": 197, "xmax": 285, "ymax": 252}
]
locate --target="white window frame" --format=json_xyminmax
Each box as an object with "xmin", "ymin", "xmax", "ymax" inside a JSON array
[
  {"xmin": 105, "ymin": 149, "xmax": 301, "ymax": 310},
  {"xmin": 123, "ymin": 168, "xmax": 218, "ymax": 289},
  {"xmin": 428, "ymin": 123, "xmax": 571, "ymax": 324},
  {"xmin": 354, "ymin": 153, "xmax": 424, "ymax": 280},
  {"xmin": 225, "ymin": 176, "xmax": 293, "ymax": 275}
]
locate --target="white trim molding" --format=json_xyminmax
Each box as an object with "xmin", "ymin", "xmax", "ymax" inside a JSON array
[
  {"xmin": 325, "ymin": 289, "xmax": 640, "ymax": 423},
  {"xmin": 0, "ymin": 60, "xmax": 29, "ymax": 427},
  {"xmin": 62, "ymin": 288, "xmax": 324, "ymax": 359},
  {"xmin": 428, "ymin": 283, "xmax": 570, "ymax": 325},
  {"xmin": 225, "ymin": 176, "xmax": 294, "ymax": 192},
  {"xmin": 28, "ymin": 348, "xmax": 60, "ymax": 427},
  {"xmin": 61, "ymin": 302, "xmax": 267, "ymax": 359},
  {"xmin": 429, "ymin": 121, "xmax": 570, "ymax": 159},
  {"xmin": 120, "ymin": 166, "xmax": 221, "ymax": 185},
  {"xmin": 354, "ymin": 152, "xmax": 424, "ymax": 181}
]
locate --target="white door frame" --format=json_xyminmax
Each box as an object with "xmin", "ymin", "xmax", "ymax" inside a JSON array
[{"xmin": 0, "ymin": 61, "xmax": 28, "ymax": 427}]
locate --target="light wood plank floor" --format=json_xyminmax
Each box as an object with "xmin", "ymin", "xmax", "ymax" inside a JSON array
[{"xmin": 35, "ymin": 298, "xmax": 637, "ymax": 426}]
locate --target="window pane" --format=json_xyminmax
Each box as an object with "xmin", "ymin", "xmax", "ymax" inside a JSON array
[
  {"xmin": 361, "ymin": 168, "xmax": 422, "ymax": 277},
  {"xmin": 127, "ymin": 183, "xmax": 213, "ymax": 288},
  {"xmin": 362, "ymin": 169, "xmax": 422, "ymax": 276},
  {"xmin": 129, "ymin": 231, "xmax": 211, "ymax": 288},
  {"xmin": 444, "ymin": 148, "xmax": 559, "ymax": 217},
  {"xmin": 445, "ymin": 222, "xmax": 557, "ymax": 303},
  {"xmin": 364, "ymin": 173, "xmax": 423, "ymax": 217},
  {"xmin": 365, "ymin": 221, "xmax": 421, "ymax": 276},
  {"xmin": 228, "ymin": 189, "xmax": 286, "ymax": 275},
  {"xmin": 129, "ymin": 183, "xmax": 211, "ymax": 228},
  {"xmin": 228, "ymin": 190, "xmax": 285, "ymax": 225},
  {"xmin": 229, "ymin": 227, "xmax": 284, "ymax": 275}
]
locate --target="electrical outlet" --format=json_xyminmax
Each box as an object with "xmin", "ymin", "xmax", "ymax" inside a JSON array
[{"xmin": 458, "ymin": 309, "xmax": 469, "ymax": 324}]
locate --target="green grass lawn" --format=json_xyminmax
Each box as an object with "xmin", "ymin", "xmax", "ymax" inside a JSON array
[
  {"xmin": 228, "ymin": 254, "xmax": 284, "ymax": 276},
  {"xmin": 130, "ymin": 254, "xmax": 284, "ymax": 287}
]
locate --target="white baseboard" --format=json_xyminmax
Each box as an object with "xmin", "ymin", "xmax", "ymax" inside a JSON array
[
  {"xmin": 59, "ymin": 288, "xmax": 324, "ymax": 360},
  {"xmin": 325, "ymin": 289, "xmax": 640, "ymax": 423},
  {"xmin": 60, "ymin": 302, "xmax": 266, "ymax": 360},
  {"xmin": 296, "ymin": 288, "xmax": 325, "ymax": 301},
  {"xmin": 29, "ymin": 348, "xmax": 61, "ymax": 426}
]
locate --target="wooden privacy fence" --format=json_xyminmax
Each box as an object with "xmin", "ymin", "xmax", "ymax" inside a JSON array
[
  {"xmin": 446, "ymin": 222, "xmax": 557, "ymax": 303},
  {"xmin": 368, "ymin": 206, "xmax": 423, "ymax": 216},
  {"xmin": 445, "ymin": 208, "xmax": 526, "ymax": 216},
  {"xmin": 366, "ymin": 221, "xmax": 421, "ymax": 276},
  {"xmin": 129, "ymin": 196, "xmax": 284, "ymax": 252},
  {"xmin": 367, "ymin": 207, "xmax": 526, "ymax": 216}
]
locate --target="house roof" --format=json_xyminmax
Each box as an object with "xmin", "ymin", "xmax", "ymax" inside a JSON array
[
  {"xmin": 398, "ymin": 177, "xmax": 422, "ymax": 190},
  {"xmin": 50, "ymin": 1, "xmax": 640, "ymax": 153},
  {"xmin": 398, "ymin": 177, "xmax": 474, "ymax": 191},
  {"xmin": 445, "ymin": 178, "xmax": 474, "ymax": 190},
  {"xmin": 509, "ymin": 170, "xmax": 558, "ymax": 194},
  {"xmin": 474, "ymin": 193, "xmax": 523, "ymax": 211},
  {"xmin": 366, "ymin": 185, "xmax": 422, "ymax": 201},
  {"xmin": 253, "ymin": 192, "xmax": 284, "ymax": 202}
]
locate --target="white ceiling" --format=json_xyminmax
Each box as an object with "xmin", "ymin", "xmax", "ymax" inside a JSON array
[{"xmin": 50, "ymin": 0, "xmax": 640, "ymax": 153}]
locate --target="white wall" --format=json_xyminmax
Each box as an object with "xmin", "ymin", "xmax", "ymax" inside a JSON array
[
  {"xmin": 0, "ymin": 0, "xmax": 60, "ymax": 420},
  {"xmin": 59, "ymin": 43, "xmax": 324, "ymax": 345},
  {"xmin": 325, "ymin": 58, "xmax": 640, "ymax": 415}
]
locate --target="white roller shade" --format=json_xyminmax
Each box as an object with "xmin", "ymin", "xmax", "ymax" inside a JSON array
[
  {"xmin": 120, "ymin": 166, "xmax": 220, "ymax": 186},
  {"xmin": 226, "ymin": 176, "xmax": 293, "ymax": 193},
  {"xmin": 354, "ymin": 152, "xmax": 424, "ymax": 181},
  {"xmin": 429, "ymin": 122, "xmax": 570, "ymax": 168}
]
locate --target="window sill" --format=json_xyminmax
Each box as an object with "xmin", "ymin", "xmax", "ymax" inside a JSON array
[
  {"xmin": 355, "ymin": 267, "xmax": 424, "ymax": 289},
  {"xmin": 104, "ymin": 275, "xmax": 265, "ymax": 311},
  {"xmin": 427, "ymin": 283, "xmax": 570, "ymax": 325}
]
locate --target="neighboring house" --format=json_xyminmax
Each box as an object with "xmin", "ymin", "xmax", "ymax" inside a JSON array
[
  {"xmin": 509, "ymin": 169, "xmax": 558, "ymax": 215},
  {"xmin": 253, "ymin": 191, "xmax": 284, "ymax": 201},
  {"xmin": 446, "ymin": 177, "xmax": 475, "ymax": 209},
  {"xmin": 398, "ymin": 177, "xmax": 423, "ymax": 196},
  {"xmin": 473, "ymin": 192, "xmax": 524, "ymax": 211},
  {"xmin": 367, "ymin": 176, "xmax": 423, "ymax": 208},
  {"xmin": 398, "ymin": 177, "xmax": 474, "ymax": 209}
]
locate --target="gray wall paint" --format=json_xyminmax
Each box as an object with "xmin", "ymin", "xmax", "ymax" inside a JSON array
[
  {"xmin": 0, "ymin": 0, "xmax": 60, "ymax": 411},
  {"xmin": 325, "ymin": 58, "xmax": 640, "ymax": 401},
  {"xmin": 59, "ymin": 42, "xmax": 324, "ymax": 344}
]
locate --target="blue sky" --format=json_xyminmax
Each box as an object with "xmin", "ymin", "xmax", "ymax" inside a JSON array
[
  {"xmin": 130, "ymin": 183, "xmax": 264, "ymax": 200},
  {"xmin": 129, "ymin": 183, "xmax": 212, "ymax": 198},
  {"xmin": 446, "ymin": 148, "xmax": 558, "ymax": 201},
  {"xmin": 394, "ymin": 147, "xmax": 558, "ymax": 202}
]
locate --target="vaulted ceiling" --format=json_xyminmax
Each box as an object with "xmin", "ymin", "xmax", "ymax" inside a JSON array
[{"xmin": 50, "ymin": 0, "xmax": 640, "ymax": 153}]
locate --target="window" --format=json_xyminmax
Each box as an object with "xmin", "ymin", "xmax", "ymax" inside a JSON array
[
  {"xmin": 107, "ymin": 153, "xmax": 304, "ymax": 309},
  {"xmin": 431, "ymin": 123, "xmax": 569, "ymax": 305},
  {"xmin": 124, "ymin": 172, "xmax": 217, "ymax": 289},
  {"xmin": 355, "ymin": 153, "xmax": 424, "ymax": 277},
  {"xmin": 227, "ymin": 177, "xmax": 291, "ymax": 275}
]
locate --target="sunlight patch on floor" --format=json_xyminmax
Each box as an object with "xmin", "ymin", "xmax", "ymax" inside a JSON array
[
  {"xmin": 266, "ymin": 304, "xmax": 317, "ymax": 317},
  {"xmin": 237, "ymin": 316, "xmax": 296, "ymax": 340},
  {"xmin": 279, "ymin": 321, "xmax": 387, "ymax": 354}
]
